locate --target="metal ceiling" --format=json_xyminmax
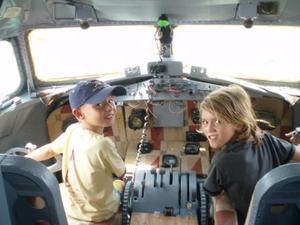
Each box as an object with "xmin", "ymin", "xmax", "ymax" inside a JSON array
[{"xmin": 0, "ymin": 0, "xmax": 299, "ymax": 39}]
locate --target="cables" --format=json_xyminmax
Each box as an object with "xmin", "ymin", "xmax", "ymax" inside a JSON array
[{"xmin": 133, "ymin": 99, "xmax": 152, "ymax": 183}]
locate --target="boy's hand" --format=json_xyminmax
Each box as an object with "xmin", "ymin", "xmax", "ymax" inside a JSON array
[
  {"xmin": 285, "ymin": 127, "xmax": 300, "ymax": 145},
  {"xmin": 113, "ymin": 179, "xmax": 125, "ymax": 193},
  {"xmin": 25, "ymin": 142, "xmax": 37, "ymax": 153}
]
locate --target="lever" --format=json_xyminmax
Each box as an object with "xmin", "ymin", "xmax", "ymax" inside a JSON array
[
  {"xmin": 150, "ymin": 167, "xmax": 157, "ymax": 187},
  {"xmin": 159, "ymin": 168, "xmax": 166, "ymax": 187},
  {"xmin": 169, "ymin": 165, "xmax": 173, "ymax": 185}
]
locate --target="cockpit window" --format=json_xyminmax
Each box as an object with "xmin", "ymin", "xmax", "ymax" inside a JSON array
[
  {"xmin": 0, "ymin": 40, "xmax": 22, "ymax": 99},
  {"xmin": 28, "ymin": 26, "xmax": 158, "ymax": 82},
  {"xmin": 27, "ymin": 25, "xmax": 300, "ymax": 85},
  {"xmin": 173, "ymin": 25, "xmax": 300, "ymax": 84}
]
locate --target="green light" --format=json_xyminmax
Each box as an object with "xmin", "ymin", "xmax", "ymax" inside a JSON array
[{"xmin": 158, "ymin": 19, "xmax": 169, "ymax": 28}]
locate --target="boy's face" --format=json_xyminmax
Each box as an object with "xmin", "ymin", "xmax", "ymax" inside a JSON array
[
  {"xmin": 201, "ymin": 109, "xmax": 239, "ymax": 149},
  {"xmin": 75, "ymin": 96, "xmax": 116, "ymax": 133}
]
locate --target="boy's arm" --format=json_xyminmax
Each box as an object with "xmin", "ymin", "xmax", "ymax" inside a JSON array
[
  {"xmin": 25, "ymin": 143, "xmax": 56, "ymax": 161},
  {"xmin": 112, "ymin": 164, "xmax": 126, "ymax": 180},
  {"xmin": 117, "ymin": 169, "xmax": 126, "ymax": 180}
]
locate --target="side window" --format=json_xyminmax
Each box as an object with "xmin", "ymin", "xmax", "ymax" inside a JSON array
[{"xmin": 0, "ymin": 40, "xmax": 22, "ymax": 100}]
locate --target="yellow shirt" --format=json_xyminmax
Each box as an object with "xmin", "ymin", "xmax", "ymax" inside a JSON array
[{"xmin": 51, "ymin": 123, "xmax": 126, "ymax": 222}]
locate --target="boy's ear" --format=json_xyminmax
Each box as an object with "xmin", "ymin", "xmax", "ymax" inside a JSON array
[{"xmin": 72, "ymin": 108, "xmax": 84, "ymax": 120}]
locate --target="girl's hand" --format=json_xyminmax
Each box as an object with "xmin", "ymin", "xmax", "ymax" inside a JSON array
[{"xmin": 285, "ymin": 127, "xmax": 300, "ymax": 145}]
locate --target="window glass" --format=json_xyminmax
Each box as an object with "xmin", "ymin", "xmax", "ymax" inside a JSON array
[
  {"xmin": 0, "ymin": 40, "xmax": 22, "ymax": 99},
  {"xmin": 28, "ymin": 26, "xmax": 158, "ymax": 82},
  {"xmin": 173, "ymin": 25, "xmax": 300, "ymax": 83},
  {"xmin": 27, "ymin": 24, "xmax": 300, "ymax": 85}
]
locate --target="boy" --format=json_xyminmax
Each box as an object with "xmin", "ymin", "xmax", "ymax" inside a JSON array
[{"xmin": 26, "ymin": 80, "xmax": 127, "ymax": 225}]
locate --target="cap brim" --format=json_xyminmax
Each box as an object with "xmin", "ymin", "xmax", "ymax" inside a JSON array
[
  {"xmin": 86, "ymin": 85, "xmax": 126, "ymax": 105},
  {"xmin": 111, "ymin": 85, "xmax": 127, "ymax": 96}
]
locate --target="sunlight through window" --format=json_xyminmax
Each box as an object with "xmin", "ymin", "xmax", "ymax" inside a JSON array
[
  {"xmin": 174, "ymin": 25, "xmax": 300, "ymax": 83},
  {"xmin": 0, "ymin": 40, "xmax": 21, "ymax": 98},
  {"xmin": 28, "ymin": 26, "xmax": 158, "ymax": 82}
]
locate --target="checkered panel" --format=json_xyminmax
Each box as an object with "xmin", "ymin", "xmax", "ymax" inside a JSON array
[
  {"xmin": 253, "ymin": 96, "xmax": 293, "ymax": 139},
  {"xmin": 47, "ymin": 105, "xmax": 74, "ymax": 141},
  {"xmin": 123, "ymin": 100, "xmax": 208, "ymax": 175}
]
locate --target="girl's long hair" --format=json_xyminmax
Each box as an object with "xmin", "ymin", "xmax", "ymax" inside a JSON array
[{"xmin": 199, "ymin": 84, "xmax": 262, "ymax": 145}]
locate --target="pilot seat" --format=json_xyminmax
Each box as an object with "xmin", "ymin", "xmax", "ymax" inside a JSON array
[
  {"xmin": 0, "ymin": 154, "xmax": 68, "ymax": 225},
  {"xmin": 245, "ymin": 163, "xmax": 300, "ymax": 225}
]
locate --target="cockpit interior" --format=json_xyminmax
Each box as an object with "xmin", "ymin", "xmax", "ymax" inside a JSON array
[{"xmin": 0, "ymin": 0, "xmax": 300, "ymax": 225}]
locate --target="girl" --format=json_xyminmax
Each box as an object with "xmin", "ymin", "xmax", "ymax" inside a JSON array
[{"xmin": 200, "ymin": 84, "xmax": 300, "ymax": 225}]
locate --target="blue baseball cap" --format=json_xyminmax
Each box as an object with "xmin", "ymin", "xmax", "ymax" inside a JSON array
[{"xmin": 69, "ymin": 80, "xmax": 126, "ymax": 109}]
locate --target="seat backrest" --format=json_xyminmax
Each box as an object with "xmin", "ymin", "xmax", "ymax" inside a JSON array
[
  {"xmin": 0, "ymin": 154, "xmax": 68, "ymax": 225},
  {"xmin": 245, "ymin": 163, "xmax": 300, "ymax": 225}
]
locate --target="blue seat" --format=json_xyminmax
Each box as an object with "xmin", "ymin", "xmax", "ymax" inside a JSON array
[
  {"xmin": 0, "ymin": 154, "xmax": 67, "ymax": 225},
  {"xmin": 245, "ymin": 163, "xmax": 300, "ymax": 225}
]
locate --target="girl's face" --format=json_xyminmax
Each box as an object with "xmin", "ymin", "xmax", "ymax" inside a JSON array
[{"xmin": 201, "ymin": 109, "xmax": 240, "ymax": 149}]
